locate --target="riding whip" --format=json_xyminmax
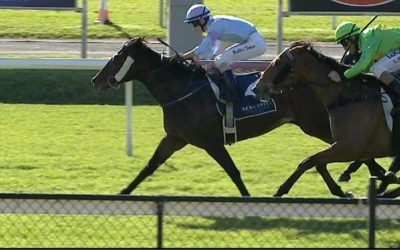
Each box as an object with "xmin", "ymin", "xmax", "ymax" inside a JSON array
[
  {"xmin": 157, "ymin": 37, "xmax": 192, "ymax": 65},
  {"xmin": 157, "ymin": 38, "xmax": 181, "ymax": 56}
]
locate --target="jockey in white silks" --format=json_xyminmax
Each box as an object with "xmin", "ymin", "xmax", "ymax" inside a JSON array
[{"xmin": 183, "ymin": 4, "xmax": 267, "ymax": 102}]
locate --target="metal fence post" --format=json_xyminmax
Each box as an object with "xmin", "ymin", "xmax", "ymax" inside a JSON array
[
  {"xmin": 332, "ymin": 16, "xmax": 337, "ymax": 30},
  {"xmin": 157, "ymin": 201, "xmax": 165, "ymax": 248},
  {"xmin": 368, "ymin": 176, "xmax": 377, "ymax": 249},
  {"xmin": 277, "ymin": 0, "xmax": 284, "ymax": 54},
  {"xmin": 159, "ymin": 0, "xmax": 164, "ymax": 27},
  {"xmin": 81, "ymin": 0, "xmax": 88, "ymax": 58},
  {"xmin": 125, "ymin": 81, "xmax": 133, "ymax": 156}
]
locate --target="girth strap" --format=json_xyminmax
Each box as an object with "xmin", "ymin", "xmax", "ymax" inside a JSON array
[{"xmin": 327, "ymin": 94, "xmax": 381, "ymax": 112}]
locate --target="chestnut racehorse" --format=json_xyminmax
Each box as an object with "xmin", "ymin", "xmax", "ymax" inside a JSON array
[{"xmin": 253, "ymin": 41, "xmax": 399, "ymax": 198}]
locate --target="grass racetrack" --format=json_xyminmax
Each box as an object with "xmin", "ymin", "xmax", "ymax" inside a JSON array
[
  {"xmin": 0, "ymin": 1, "xmax": 399, "ymax": 247},
  {"xmin": 0, "ymin": 0, "xmax": 398, "ymax": 41},
  {"xmin": 0, "ymin": 103, "xmax": 394, "ymax": 197},
  {"xmin": 1, "ymin": 103, "xmax": 399, "ymax": 248}
]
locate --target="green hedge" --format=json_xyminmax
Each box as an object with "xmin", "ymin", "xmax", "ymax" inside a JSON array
[{"xmin": 0, "ymin": 69, "xmax": 157, "ymax": 105}]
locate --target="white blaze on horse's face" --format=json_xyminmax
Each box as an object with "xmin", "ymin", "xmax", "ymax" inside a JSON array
[{"xmin": 115, "ymin": 56, "xmax": 135, "ymax": 82}]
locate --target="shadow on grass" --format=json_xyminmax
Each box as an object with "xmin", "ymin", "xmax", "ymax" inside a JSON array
[
  {"xmin": 0, "ymin": 69, "xmax": 158, "ymax": 105},
  {"xmin": 177, "ymin": 217, "xmax": 400, "ymax": 237},
  {"xmin": 108, "ymin": 23, "xmax": 132, "ymax": 40}
]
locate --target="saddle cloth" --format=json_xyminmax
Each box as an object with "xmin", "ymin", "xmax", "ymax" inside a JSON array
[
  {"xmin": 381, "ymin": 87, "xmax": 400, "ymax": 154},
  {"xmin": 381, "ymin": 87, "xmax": 394, "ymax": 132},
  {"xmin": 207, "ymin": 71, "xmax": 277, "ymax": 120}
]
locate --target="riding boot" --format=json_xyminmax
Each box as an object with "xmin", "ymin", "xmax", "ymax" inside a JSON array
[{"xmin": 222, "ymin": 70, "xmax": 240, "ymax": 102}]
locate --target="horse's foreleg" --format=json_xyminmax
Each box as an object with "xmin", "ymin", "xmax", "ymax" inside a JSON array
[
  {"xmin": 274, "ymin": 156, "xmax": 316, "ymax": 197},
  {"xmin": 119, "ymin": 135, "xmax": 187, "ymax": 195},
  {"xmin": 274, "ymin": 143, "xmax": 349, "ymax": 197},
  {"xmin": 205, "ymin": 146, "xmax": 250, "ymax": 197}
]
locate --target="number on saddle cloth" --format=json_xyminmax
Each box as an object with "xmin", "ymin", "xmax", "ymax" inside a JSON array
[{"xmin": 207, "ymin": 70, "xmax": 277, "ymax": 119}]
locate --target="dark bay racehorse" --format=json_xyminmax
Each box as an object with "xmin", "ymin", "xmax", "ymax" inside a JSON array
[
  {"xmin": 252, "ymin": 41, "xmax": 400, "ymax": 198},
  {"xmin": 91, "ymin": 38, "xmax": 390, "ymax": 196}
]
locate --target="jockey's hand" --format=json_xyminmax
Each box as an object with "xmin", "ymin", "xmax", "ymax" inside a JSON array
[
  {"xmin": 190, "ymin": 55, "xmax": 199, "ymax": 62},
  {"xmin": 328, "ymin": 70, "xmax": 342, "ymax": 83}
]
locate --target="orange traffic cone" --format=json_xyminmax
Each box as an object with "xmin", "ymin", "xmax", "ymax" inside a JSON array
[{"xmin": 95, "ymin": 0, "xmax": 112, "ymax": 25}]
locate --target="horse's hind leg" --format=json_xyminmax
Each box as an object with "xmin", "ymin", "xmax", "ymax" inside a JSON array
[
  {"xmin": 205, "ymin": 146, "xmax": 250, "ymax": 197},
  {"xmin": 337, "ymin": 161, "xmax": 363, "ymax": 182},
  {"xmin": 119, "ymin": 135, "xmax": 187, "ymax": 195},
  {"xmin": 317, "ymin": 164, "xmax": 351, "ymax": 197},
  {"xmin": 338, "ymin": 159, "xmax": 387, "ymax": 183},
  {"xmin": 364, "ymin": 159, "xmax": 387, "ymax": 180},
  {"xmin": 379, "ymin": 186, "xmax": 400, "ymax": 198},
  {"xmin": 377, "ymin": 156, "xmax": 400, "ymax": 194}
]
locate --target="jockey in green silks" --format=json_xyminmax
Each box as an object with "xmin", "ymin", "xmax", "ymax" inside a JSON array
[{"xmin": 329, "ymin": 21, "xmax": 400, "ymax": 99}]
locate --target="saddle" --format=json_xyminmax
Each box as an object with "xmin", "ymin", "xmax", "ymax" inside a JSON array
[{"xmin": 206, "ymin": 67, "xmax": 277, "ymax": 145}]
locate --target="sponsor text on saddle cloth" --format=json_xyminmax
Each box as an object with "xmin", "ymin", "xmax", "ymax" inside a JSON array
[{"xmin": 207, "ymin": 71, "xmax": 277, "ymax": 142}]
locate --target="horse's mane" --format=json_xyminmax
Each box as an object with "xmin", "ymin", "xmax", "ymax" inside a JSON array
[
  {"xmin": 289, "ymin": 41, "xmax": 345, "ymax": 72},
  {"xmin": 130, "ymin": 37, "xmax": 206, "ymax": 75},
  {"xmin": 290, "ymin": 41, "xmax": 380, "ymax": 90}
]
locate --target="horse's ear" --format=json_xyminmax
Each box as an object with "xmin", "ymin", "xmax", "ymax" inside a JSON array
[
  {"xmin": 140, "ymin": 36, "xmax": 147, "ymax": 43},
  {"xmin": 298, "ymin": 43, "xmax": 312, "ymax": 53}
]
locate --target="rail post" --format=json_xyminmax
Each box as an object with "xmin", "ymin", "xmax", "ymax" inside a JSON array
[
  {"xmin": 277, "ymin": 0, "xmax": 284, "ymax": 54},
  {"xmin": 81, "ymin": 0, "xmax": 88, "ymax": 58},
  {"xmin": 157, "ymin": 201, "xmax": 165, "ymax": 248},
  {"xmin": 125, "ymin": 81, "xmax": 133, "ymax": 156},
  {"xmin": 368, "ymin": 176, "xmax": 377, "ymax": 249}
]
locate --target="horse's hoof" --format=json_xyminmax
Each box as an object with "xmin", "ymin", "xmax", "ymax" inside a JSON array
[
  {"xmin": 337, "ymin": 173, "xmax": 351, "ymax": 182},
  {"xmin": 344, "ymin": 191, "xmax": 353, "ymax": 198},
  {"xmin": 384, "ymin": 171, "xmax": 399, "ymax": 184},
  {"xmin": 377, "ymin": 186, "xmax": 388, "ymax": 195}
]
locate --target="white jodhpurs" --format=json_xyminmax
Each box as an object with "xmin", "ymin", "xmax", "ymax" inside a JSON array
[
  {"xmin": 214, "ymin": 31, "xmax": 267, "ymax": 72},
  {"xmin": 370, "ymin": 48, "xmax": 400, "ymax": 78}
]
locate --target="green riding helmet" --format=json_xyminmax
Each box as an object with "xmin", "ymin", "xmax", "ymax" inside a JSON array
[{"xmin": 334, "ymin": 21, "xmax": 361, "ymax": 43}]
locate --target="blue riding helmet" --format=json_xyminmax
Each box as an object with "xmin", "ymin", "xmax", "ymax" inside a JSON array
[{"xmin": 184, "ymin": 4, "xmax": 211, "ymax": 24}]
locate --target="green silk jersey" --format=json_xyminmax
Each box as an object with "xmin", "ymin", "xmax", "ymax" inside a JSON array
[{"xmin": 344, "ymin": 25, "xmax": 400, "ymax": 79}]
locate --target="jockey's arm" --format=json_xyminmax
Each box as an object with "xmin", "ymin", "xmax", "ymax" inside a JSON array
[
  {"xmin": 183, "ymin": 49, "xmax": 199, "ymax": 61},
  {"xmin": 344, "ymin": 36, "xmax": 380, "ymax": 79}
]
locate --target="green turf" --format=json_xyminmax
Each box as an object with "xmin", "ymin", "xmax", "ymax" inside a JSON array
[
  {"xmin": 0, "ymin": 103, "xmax": 394, "ymax": 197},
  {"xmin": 0, "ymin": 1, "xmax": 399, "ymax": 247},
  {"xmin": 0, "ymin": 0, "xmax": 397, "ymax": 41},
  {"xmin": 0, "ymin": 103, "xmax": 398, "ymax": 248}
]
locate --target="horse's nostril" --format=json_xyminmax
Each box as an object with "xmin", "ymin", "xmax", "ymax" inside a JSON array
[
  {"xmin": 108, "ymin": 76, "xmax": 117, "ymax": 85},
  {"xmin": 91, "ymin": 77, "xmax": 97, "ymax": 86}
]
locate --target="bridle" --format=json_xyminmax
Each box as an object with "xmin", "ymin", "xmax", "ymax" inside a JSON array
[
  {"xmin": 266, "ymin": 48, "xmax": 295, "ymax": 95},
  {"xmin": 107, "ymin": 44, "xmax": 135, "ymax": 90}
]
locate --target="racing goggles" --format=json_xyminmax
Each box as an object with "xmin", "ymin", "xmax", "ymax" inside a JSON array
[
  {"xmin": 190, "ymin": 20, "xmax": 201, "ymax": 27},
  {"xmin": 339, "ymin": 39, "xmax": 350, "ymax": 48}
]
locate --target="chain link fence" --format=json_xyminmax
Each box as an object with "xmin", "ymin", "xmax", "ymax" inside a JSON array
[{"xmin": 0, "ymin": 179, "xmax": 399, "ymax": 248}]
